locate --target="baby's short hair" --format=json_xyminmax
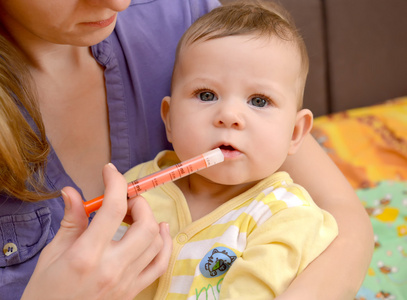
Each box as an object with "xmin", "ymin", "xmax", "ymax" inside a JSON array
[{"xmin": 175, "ymin": 0, "xmax": 309, "ymax": 107}]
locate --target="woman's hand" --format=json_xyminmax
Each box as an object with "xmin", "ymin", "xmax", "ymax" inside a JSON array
[{"xmin": 22, "ymin": 163, "xmax": 172, "ymax": 300}]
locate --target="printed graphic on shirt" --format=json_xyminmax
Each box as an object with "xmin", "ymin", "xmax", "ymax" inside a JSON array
[
  {"xmin": 194, "ymin": 278, "xmax": 224, "ymax": 300},
  {"xmin": 199, "ymin": 247, "xmax": 237, "ymax": 278}
]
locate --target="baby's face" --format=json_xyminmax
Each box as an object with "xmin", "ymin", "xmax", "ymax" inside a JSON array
[{"xmin": 162, "ymin": 34, "xmax": 305, "ymax": 185}]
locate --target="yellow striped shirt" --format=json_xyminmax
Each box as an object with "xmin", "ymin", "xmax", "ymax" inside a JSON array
[{"xmin": 124, "ymin": 151, "xmax": 338, "ymax": 300}]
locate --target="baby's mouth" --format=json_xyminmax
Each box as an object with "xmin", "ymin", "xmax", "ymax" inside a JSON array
[
  {"xmin": 219, "ymin": 145, "xmax": 235, "ymax": 151},
  {"xmin": 218, "ymin": 145, "xmax": 241, "ymax": 158}
]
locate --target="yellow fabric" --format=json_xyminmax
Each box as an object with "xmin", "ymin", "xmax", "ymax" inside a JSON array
[
  {"xmin": 126, "ymin": 151, "xmax": 337, "ymax": 300},
  {"xmin": 310, "ymin": 97, "xmax": 407, "ymax": 299},
  {"xmin": 312, "ymin": 97, "xmax": 407, "ymax": 189}
]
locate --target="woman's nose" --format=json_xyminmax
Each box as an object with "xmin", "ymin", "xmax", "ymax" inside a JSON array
[{"xmin": 85, "ymin": 0, "xmax": 130, "ymax": 12}]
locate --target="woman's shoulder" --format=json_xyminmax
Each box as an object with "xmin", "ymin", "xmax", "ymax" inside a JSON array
[
  {"xmin": 124, "ymin": 0, "xmax": 221, "ymax": 22},
  {"xmin": 128, "ymin": 0, "xmax": 221, "ymax": 10},
  {"xmin": 101, "ymin": 0, "xmax": 221, "ymax": 59}
]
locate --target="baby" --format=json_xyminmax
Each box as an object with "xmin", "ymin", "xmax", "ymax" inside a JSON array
[{"xmin": 125, "ymin": 1, "xmax": 338, "ymax": 299}]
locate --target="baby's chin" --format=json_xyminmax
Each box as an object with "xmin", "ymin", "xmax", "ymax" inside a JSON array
[{"xmin": 204, "ymin": 174, "xmax": 262, "ymax": 189}]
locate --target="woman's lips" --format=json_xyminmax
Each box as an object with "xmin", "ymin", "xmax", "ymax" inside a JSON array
[{"xmin": 81, "ymin": 14, "xmax": 116, "ymax": 28}]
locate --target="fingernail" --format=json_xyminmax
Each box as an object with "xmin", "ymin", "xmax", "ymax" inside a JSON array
[
  {"xmin": 61, "ymin": 190, "xmax": 71, "ymax": 210},
  {"xmin": 107, "ymin": 163, "xmax": 117, "ymax": 171}
]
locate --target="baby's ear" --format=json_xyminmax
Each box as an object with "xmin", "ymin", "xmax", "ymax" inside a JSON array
[
  {"xmin": 288, "ymin": 108, "xmax": 313, "ymax": 155},
  {"xmin": 161, "ymin": 96, "xmax": 173, "ymax": 143}
]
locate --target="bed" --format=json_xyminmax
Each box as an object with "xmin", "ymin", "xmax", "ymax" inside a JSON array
[
  {"xmin": 218, "ymin": 0, "xmax": 407, "ymax": 298},
  {"xmin": 286, "ymin": 1, "xmax": 407, "ymax": 298},
  {"xmin": 312, "ymin": 97, "xmax": 407, "ymax": 300}
]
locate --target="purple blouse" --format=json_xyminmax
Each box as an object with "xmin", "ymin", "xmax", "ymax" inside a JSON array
[{"xmin": 0, "ymin": 0, "xmax": 220, "ymax": 298}]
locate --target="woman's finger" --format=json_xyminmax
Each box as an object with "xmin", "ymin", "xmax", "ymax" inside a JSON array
[
  {"xmin": 132, "ymin": 222, "xmax": 172, "ymax": 293},
  {"xmin": 117, "ymin": 222, "xmax": 172, "ymax": 298},
  {"xmin": 83, "ymin": 163, "xmax": 128, "ymax": 250},
  {"xmin": 117, "ymin": 195, "xmax": 163, "ymax": 260},
  {"xmin": 36, "ymin": 187, "xmax": 89, "ymax": 267}
]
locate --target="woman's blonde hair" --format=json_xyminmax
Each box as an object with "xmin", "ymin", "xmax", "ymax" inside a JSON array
[{"xmin": 0, "ymin": 35, "xmax": 55, "ymax": 201}]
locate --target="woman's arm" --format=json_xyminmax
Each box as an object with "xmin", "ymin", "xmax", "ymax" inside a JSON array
[
  {"xmin": 22, "ymin": 164, "xmax": 172, "ymax": 300},
  {"xmin": 278, "ymin": 134, "xmax": 374, "ymax": 300}
]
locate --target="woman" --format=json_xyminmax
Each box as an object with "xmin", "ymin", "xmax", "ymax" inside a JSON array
[
  {"xmin": 0, "ymin": 0, "xmax": 373, "ymax": 299},
  {"xmin": 0, "ymin": 25, "xmax": 172, "ymax": 300}
]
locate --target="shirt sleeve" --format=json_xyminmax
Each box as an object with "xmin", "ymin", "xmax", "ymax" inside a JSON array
[{"xmin": 219, "ymin": 203, "xmax": 338, "ymax": 299}]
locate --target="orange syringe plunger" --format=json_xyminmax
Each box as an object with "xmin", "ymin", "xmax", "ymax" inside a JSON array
[{"xmin": 83, "ymin": 148, "xmax": 224, "ymax": 217}]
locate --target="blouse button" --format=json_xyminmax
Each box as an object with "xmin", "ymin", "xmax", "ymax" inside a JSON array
[{"xmin": 3, "ymin": 242, "xmax": 18, "ymax": 256}]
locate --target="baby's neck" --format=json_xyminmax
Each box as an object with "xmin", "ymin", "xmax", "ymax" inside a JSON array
[{"xmin": 176, "ymin": 174, "xmax": 258, "ymax": 222}]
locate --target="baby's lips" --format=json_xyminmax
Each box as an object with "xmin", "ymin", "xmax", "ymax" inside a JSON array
[{"xmin": 218, "ymin": 145, "xmax": 242, "ymax": 159}]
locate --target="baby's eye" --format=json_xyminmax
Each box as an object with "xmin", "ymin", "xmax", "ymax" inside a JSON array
[
  {"xmin": 199, "ymin": 91, "xmax": 217, "ymax": 101},
  {"xmin": 249, "ymin": 96, "xmax": 268, "ymax": 108}
]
